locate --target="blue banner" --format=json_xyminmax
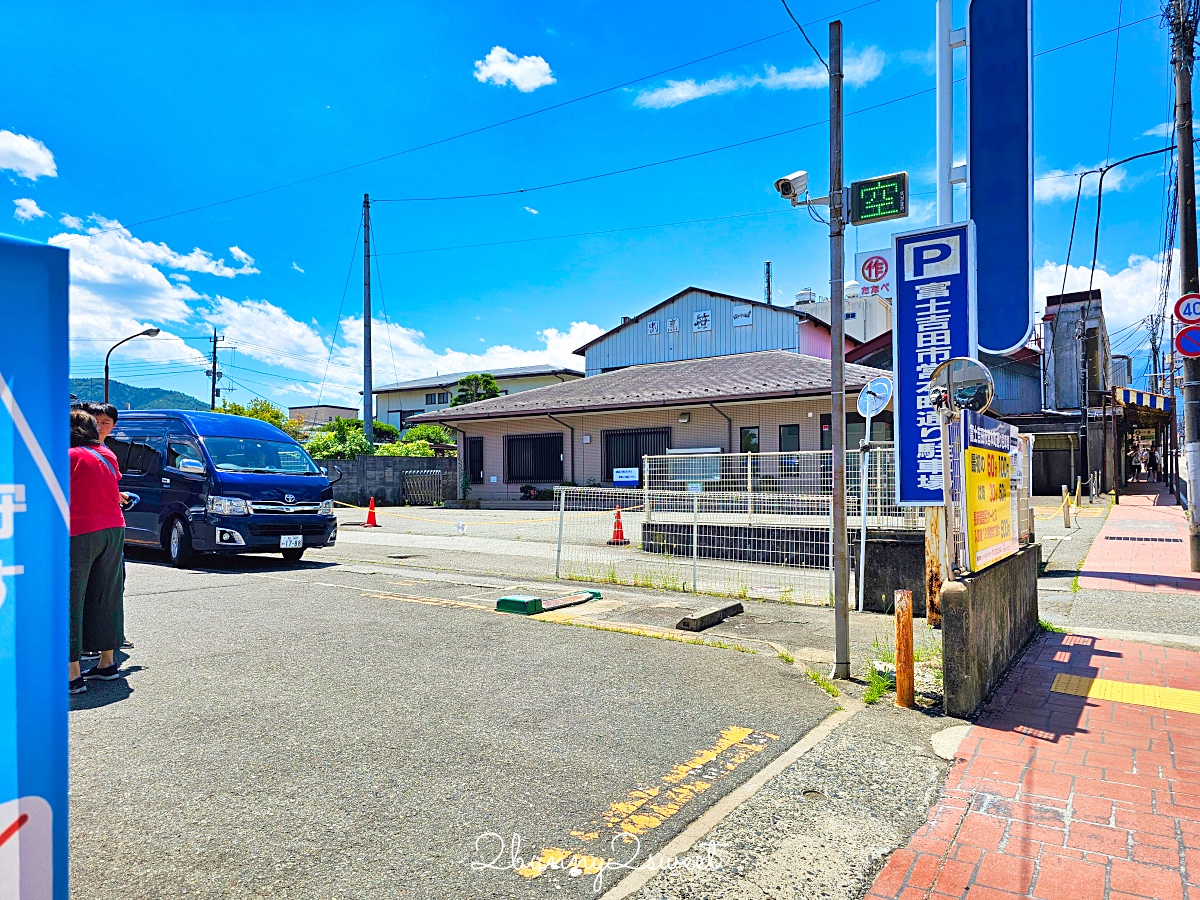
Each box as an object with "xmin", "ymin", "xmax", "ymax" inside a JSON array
[
  {"xmin": 0, "ymin": 234, "xmax": 70, "ymax": 899},
  {"xmin": 893, "ymin": 223, "xmax": 976, "ymax": 506},
  {"xmin": 969, "ymin": 0, "xmax": 1033, "ymax": 354}
]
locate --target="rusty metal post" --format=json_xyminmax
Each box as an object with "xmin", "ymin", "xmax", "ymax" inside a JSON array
[
  {"xmin": 895, "ymin": 589, "xmax": 915, "ymax": 708},
  {"xmin": 924, "ymin": 508, "xmax": 945, "ymax": 627}
]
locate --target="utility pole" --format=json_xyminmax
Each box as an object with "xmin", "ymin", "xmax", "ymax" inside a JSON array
[
  {"xmin": 363, "ymin": 193, "xmax": 375, "ymax": 444},
  {"xmin": 829, "ymin": 20, "xmax": 850, "ymax": 680},
  {"xmin": 1170, "ymin": 0, "xmax": 1200, "ymax": 568},
  {"xmin": 1171, "ymin": 316, "xmax": 1179, "ymax": 497},
  {"xmin": 208, "ymin": 327, "xmax": 223, "ymax": 411}
]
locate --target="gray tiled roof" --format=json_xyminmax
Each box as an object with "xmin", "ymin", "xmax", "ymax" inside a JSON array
[
  {"xmin": 411, "ymin": 350, "xmax": 890, "ymax": 422},
  {"xmin": 373, "ymin": 364, "xmax": 583, "ymax": 393}
]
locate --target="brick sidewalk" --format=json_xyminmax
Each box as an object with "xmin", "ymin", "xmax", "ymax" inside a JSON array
[
  {"xmin": 866, "ymin": 631, "xmax": 1200, "ymax": 900},
  {"xmin": 1078, "ymin": 483, "xmax": 1198, "ymax": 594}
]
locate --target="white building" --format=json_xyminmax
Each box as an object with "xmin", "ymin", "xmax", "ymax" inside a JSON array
[{"xmin": 373, "ymin": 365, "xmax": 583, "ymax": 430}]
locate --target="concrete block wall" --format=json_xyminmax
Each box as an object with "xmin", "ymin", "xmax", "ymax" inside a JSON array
[
  {"xmin": 324, "ymin": 456, "xmax": 458, "ymax": 507},
  {"xmin": 941, "ymin": 543, "xmax": 1042, "ymax": 718}
]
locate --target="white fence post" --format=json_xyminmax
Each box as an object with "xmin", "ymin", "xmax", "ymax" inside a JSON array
[
  {"xmin": 555, "ymin": 487, "xmax": 566, "ymax": 579},
  {"xmin": 692, "ymin": 493, "xmax": 699, "ymax": 593}
]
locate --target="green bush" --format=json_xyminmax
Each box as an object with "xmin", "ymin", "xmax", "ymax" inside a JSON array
[
  {"xmin": 316, "ymin": 417, "xmax": 400, "ymax": 443},
  {"xmin": 401, "ymin": 423, "xmax": 452, "ymax": 445},
  {"xmin": 304, "ymin": 419, "xmax": 373, "ymax": 459},
  {"xmin": 375, "ymin": 440, "xmax": 434, "ymax": 457}
]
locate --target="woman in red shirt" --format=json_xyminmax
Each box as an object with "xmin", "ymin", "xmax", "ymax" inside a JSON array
[{"xmin": 68, "ymin": 409, "xmax": 126, "ymax": 695}]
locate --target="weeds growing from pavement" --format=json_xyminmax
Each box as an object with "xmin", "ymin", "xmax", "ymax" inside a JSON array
[
  {"xmin": 863, "ymin": 667, "xmax": 891, "ymax": 704},
  {"xmin": 1039, "ymin": 618, "xmax": 1066, "ymax": 633},
  {"xmin": 804, "ymin": 666, "xmax": 840, "ymax": 698},
  {"xmin": 778, "ymin": 650, "xmax": 795, "ymax": 665}
]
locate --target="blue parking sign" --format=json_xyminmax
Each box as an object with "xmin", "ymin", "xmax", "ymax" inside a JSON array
[
  {"xmin": 0, "ymin": 234, "xmax": 70, "ymax": 899},
  {"xmin": 892, "ymin": 223, "xmax": 977, "ymax": 506}
]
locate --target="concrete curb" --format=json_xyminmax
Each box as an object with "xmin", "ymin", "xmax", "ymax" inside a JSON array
[
  {"xmin": 601, "ymin": 699, "xmax": 864, "ymax": 900},
  {"xmin": 676, "ymin": 601, "xmax": 744, "ymax": 632}
]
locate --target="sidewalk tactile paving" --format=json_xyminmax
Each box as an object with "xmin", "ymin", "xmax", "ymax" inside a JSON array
[{"xmin": 866, "ymin": 631, "xmax": 1200, "ymax": 900}]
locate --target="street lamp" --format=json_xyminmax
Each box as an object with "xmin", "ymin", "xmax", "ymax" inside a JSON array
[{"xmin": 104, "ymin": 327, "xmax": 161, "ymax": 402}]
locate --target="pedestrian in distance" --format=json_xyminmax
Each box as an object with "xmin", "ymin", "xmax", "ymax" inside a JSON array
[
  {"xmin": 1148, "ymin": 446, "xmax": 1160, "ymax": 483},
  {"xmin": 1125, "ymin": 445, "xmax": 1136, "ymax": 483},
  {"xmin": 68, "ymin": 409, "xmax": 127, "ymax": 695}
]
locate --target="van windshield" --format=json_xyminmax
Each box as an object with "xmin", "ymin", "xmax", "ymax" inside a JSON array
[{"xmin": 202, "ymin": 437, "xmax": 320, "ymax": 474}]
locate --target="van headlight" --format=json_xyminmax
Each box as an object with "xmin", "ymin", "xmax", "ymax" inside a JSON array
[
  {"xmin": 319, "ymin": 499, "xmax": 334, "ymax": 516},
  {"xmin": 207, "ymin": 496, "xmax": 250, "ymax": 516}
]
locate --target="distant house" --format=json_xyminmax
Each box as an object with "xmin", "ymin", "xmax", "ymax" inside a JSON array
[
  {"xmin": 373, "ymin": 365, "xmax": 584, "ymax": 430},
  {"xmin": 573, "ymin": 286, "xmax": 859, "ymax": 376},
  {"xmin": 289, "ymin": 404, "xmax": 359, "ymax": 426}
]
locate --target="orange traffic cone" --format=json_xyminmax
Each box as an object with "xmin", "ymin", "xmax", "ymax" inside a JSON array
[
  {"xmin": 363, "ymin": 497, "xmax": 381, "ymax": 528},
  {"xmin": 607, "ymin": 506, "xmax": 630, "ymax": 546}
]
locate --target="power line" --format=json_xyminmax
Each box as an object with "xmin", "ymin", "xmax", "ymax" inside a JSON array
[
  {"xmin": 370, "ymin": 225, "xmax": 400, "ymax": 384},
  {"xmin": 52, "ymin": 0, "xmax": 888, "ymax": 244},
  {"xmin": 1104, "ymin": 0, "xmax": 1125, "ymax": 165},
  {"xmin": 317, "ymin": 218, "xmax": 363, "ymax": 406},
  {"xmin": 780, "ymin": 0, "xmax": 829, "ymax": 71}
]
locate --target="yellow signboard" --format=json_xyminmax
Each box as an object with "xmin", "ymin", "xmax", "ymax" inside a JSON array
[{"xmin": 962, "ymin": 411, "xmax": 1018, "ymax": 571}]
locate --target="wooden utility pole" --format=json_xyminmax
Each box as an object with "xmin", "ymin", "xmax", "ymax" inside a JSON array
[
  {"xmin": 209, "ymin": 327, "xmax": 222, "ymax": 411},
  {"xmin": 363, "ymin": 194, "xmax": 375, "ymax": 444}
]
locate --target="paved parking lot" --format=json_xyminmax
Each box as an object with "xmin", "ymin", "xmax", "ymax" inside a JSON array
[{"xmin": 71, "ymin": 545, "xmax": 843, "ymax": 899}]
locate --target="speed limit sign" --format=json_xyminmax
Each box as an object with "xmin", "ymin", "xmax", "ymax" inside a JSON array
[{"xmin": 1176, "ymin": 293, "xmax": 1200, "ymax": 324}]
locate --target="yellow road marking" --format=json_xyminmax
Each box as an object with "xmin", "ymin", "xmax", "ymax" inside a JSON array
[
  {"xmin": 1051, "ymin": 673, "xmax": 1200, "ymax": 714},
  {"xmin": 359, "ymin": 589, "xmax": 487, "ymax": 612},
  {"xmin": 517, "ymin": 726, "xmax": 777, "ymax": 879}
]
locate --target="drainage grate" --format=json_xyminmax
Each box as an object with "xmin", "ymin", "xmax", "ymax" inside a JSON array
[{"xmin": 1104, "ymin": 536, "xmax": 1183, "ymax": 543}]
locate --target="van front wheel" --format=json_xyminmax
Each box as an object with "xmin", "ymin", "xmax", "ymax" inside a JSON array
[{"xmin": 167, "ymin": 517, "xmax": 196, "ymax": 568}]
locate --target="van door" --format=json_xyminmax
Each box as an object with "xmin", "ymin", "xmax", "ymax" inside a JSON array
[
  {"xmin": 106, "ymin": 423, "xmax": 167, "ymax": 545},
  {"xmin": 163, "ymin": 431, "xmax": 207, "ymax": 525}
]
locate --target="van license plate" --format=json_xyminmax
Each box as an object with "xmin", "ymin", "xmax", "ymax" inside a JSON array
[{"xmin": 280, "ymin": 535, "xmax": 303, "ymax": 549}]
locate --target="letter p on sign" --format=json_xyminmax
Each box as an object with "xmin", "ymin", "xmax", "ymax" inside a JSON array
[{"xmin": 905, "ymin": 236, "xmax": 961, "ymax": 279}]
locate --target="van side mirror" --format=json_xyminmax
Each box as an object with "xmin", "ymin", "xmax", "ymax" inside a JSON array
[
  {"xmin": 178, "ymin": 458, "xmax": 205, "ymax": 474},
  {"xmin": 320, "ymin": 466, "xmax": 328, "ymax": 476},
  {"xmin": 328, "ymin": 465, "xmax": 344, "ymax": 486}
]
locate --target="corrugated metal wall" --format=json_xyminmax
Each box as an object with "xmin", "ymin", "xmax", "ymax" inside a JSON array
[{"xmin": 583, "ymin": 291, "xmax": 803, "ymax": 375}]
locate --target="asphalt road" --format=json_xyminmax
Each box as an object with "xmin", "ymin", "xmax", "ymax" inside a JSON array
[{"xmin": 70, "ymin": 546, "xmax": 837, "ymax": 899}]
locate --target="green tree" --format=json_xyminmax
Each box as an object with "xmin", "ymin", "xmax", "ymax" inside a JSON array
[
  {"xmin": 304, "ymin": 419, "xmax": 373, "ymax": 459},
  {"xmin": 219, "ymin": 398, "xmax": 307, "ymax": 440},
  {"xmin": 401, "ymin": 423, "xmax": 453, "ymax": 445},
  {"xmin": 451, "ymin": 373, "xmax": 501, "ymax": 407}
]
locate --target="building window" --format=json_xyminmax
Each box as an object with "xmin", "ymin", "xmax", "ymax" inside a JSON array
[
  {"xmin": 505, "ymin": 433, "xmax": 563, "ymax": 483},
  {"xmin": 819, "ymin": 413, "xmax": 893, "ymax": 450},
  {"xmin": 779, "ymin": 425, "xmax": 800, "ymax": 453},
  {"xmin": 467, "ymin": 437, "xmax": 484, "ymax": 484},
  {"xmin": 425, "ymin": 392, "xmax": 437, "ymax": 405},
  {"xmin": 740, "ymin": 427, "xmax": 760, "ymax": 454},
  {"xmin": 602, "ymin": 428, "xmax": 670, "ymax": 482},
  {"xmin": 438, "ymin": 392, "xmax": 450, "ymax": 404}
]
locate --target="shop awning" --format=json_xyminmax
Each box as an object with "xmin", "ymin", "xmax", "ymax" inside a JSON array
[{"xmin": 1113, "ymin": 388, "xmax": 1172, "ymax": 412}]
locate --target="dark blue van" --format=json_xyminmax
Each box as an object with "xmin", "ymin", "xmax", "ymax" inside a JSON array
[{"xmin": 107, "ymin": 410, "xmax": 337, "ymax": 566}]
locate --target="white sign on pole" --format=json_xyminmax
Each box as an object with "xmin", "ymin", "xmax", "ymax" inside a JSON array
[{"xmin": 855, "ymin": 249, "xmax": 895, "ymax": 304}]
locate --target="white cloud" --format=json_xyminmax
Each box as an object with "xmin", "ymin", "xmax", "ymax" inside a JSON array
[
  {"xmin": 229, "ymin": 246, "xmax": 255, "ymax": 266},
  {"xmin": 0, "ymin": 130, "xmax": 57, "ymax": 180},
  {"xmin": 473, "ymin": 46, "xmax": 556, "ymax": 92},
  {"xmin": 523, "ymin": 206, "xmax": 539, "ymax": 215},
  {"xmin": 13, "ymin": 198, "xmax": 47, "ymax": 222},
  {"xmin": 59, "ymin": 213, "xmax": 84, "ymax": 230},
  {"xmin": 900, "ymin": 43, "xmax": 936, "ymax": 75},
  {"xmin": 1034, "ymin": 165, "xmax": 1130, "ymax": 203},
  {"xmin": 1143, "ymin": 122, "xmax": 1173, "ymax": 138},
  {"xmin": 169, "ymin": 273, "xmax": 190, "ymax": 282},
  {"xmin": 1034, "ymin": 252, "xmax": 1176, "ymax": 331},
  {"xmin": 292, "ymin": 261, "xmax": 305, "ymax": 273},
  {"xmin": 634, "ymin": 48, "xmax": 885, "ymax": 109}
]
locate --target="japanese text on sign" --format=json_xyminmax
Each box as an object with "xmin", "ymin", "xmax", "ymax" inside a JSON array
[{"xmin": 962, "ymin": 410, "xmax": 1019, "ymax": 571}]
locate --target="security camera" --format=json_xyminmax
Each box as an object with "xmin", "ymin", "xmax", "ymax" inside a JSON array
[{"xmin": 774, "ymin": 170, "xmax": 809, "ymax": 204}]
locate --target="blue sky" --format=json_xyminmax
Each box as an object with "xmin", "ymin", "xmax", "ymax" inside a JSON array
[{"xmin": 0, "ymin": 0, "xmax": 1178, "ymax": 406}]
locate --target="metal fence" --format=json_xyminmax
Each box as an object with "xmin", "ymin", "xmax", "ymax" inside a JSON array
[
  {"xmin": 552, "ymin": 449, "xmax": 921, "ymax": 604},
  {"xmin": 402, "ymin": 470, "xmax": 443, "ymax": 506}
]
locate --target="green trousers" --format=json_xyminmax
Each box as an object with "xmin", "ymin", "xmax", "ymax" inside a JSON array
[{"xmin": 70, "ymin": 526, "xmax": 126, "ymax": 662}]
